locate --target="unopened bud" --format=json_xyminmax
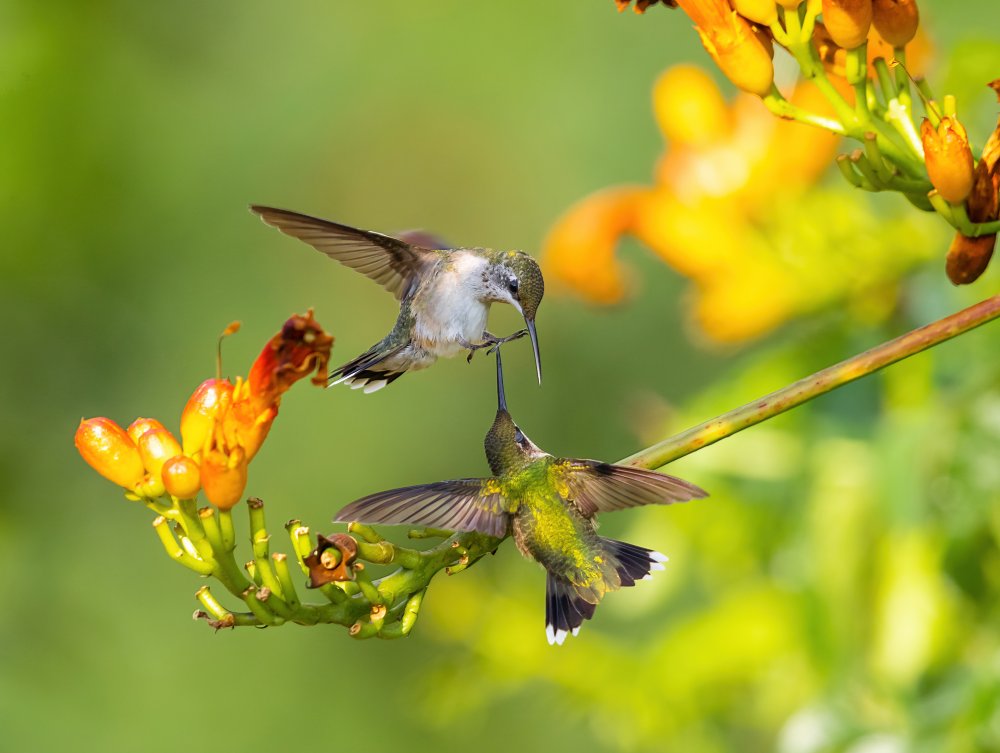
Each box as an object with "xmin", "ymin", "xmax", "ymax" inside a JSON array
[
  {"xmin": 822, "ymin": 0, "xmax": 873, "ymax": 50},
  {"xmin": 162, "ymin": 455, "xmax": 202, "ymax": 499},
  {"xmin": 75, "ymin": 417, "xmax": 146, "ymax": 491},
  {"xmin": 733, "ymin": 0, "xmax": 778, "ymax": 26},
  {"xmin": 180, "ymin": 378, "xmax": 234, "ymax": 457},
  {"xmin": 921, "ymin": 116, "xmax": 975, "ymax": 204},
  {"xmin": 871, "ymin": 0, "xmax": 918, "ymax": 47}
]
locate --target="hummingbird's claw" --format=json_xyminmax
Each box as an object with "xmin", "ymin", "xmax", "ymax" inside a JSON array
[{"xmin": 461, "ymin": 330, "xmax": 527, "ymax": 361}]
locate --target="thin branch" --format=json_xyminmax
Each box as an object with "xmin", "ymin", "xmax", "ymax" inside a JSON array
[{"xmin": 620, "ymin": 294, "xmax": 1000, "ymax": 470}]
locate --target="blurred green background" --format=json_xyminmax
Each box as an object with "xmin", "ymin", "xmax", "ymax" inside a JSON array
[{"xmin": 3, "ymin": 1, "xmax": 1000, "ymax": 751}]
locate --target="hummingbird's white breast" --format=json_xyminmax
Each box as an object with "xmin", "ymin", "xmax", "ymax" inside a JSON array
[{"xmin": 413, "ymin": 251, "xmax": 491, "ymax": 358}]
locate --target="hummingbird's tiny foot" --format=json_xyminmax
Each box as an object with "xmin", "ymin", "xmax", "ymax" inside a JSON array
[{"xmin": 484, "ymin": 329, "xmax": 529, "ymax": 355}]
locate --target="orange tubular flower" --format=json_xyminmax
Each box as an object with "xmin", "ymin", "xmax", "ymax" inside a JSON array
[
  {"xmin": 920, "ymin": 117, "xmax": 975, "ymax": 204},
  {"xmin": 76, "ymin": 418, "xmax": 146, "ymax": 491},
  {"xmin": 733, "ymin": 0, "xmax": 778, "ymax": 27},
  {"xmin": 870, "ymin": 0, "xmax": 918, "ymax": 48},
  {"xmin": 675, "ymin": 0, "xmax": 775, "ymax": 97},
  {"xmin": 77, "ymin": 311, "xmax": 333, "ymax": 507},
  {"xmin": 181, "ymin": 310, "xmax": 333, "ymax": 508},
  {"xmin": 821, "ymin": 0, "xmax": 873, "ymax": 50}
]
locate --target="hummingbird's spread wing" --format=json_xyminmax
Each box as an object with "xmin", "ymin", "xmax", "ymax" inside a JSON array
[
  {"xmin": 334, "ymin": 479, "xmax": 509, "ymax": 537},
  {"xmin": 556, "ymin": 460, "xmax": 708, "ymax": 518},
  {"xmin": 251, "ymin": 205, "xmax": 436, "ymax": 300}
]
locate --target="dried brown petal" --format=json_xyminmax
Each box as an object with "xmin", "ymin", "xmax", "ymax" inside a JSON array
[{"xmin": 304, "ymin": 533, "xmax": 359, "ymax": 586}]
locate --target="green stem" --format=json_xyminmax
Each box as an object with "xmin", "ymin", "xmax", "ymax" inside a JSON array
[
  {"xmin": 762, "ymin": 89, "xmax": 846, "ymax": 135},
  {"xmin": 620, "ymin": 293, "xmax": 1000, "ymax": 470}
]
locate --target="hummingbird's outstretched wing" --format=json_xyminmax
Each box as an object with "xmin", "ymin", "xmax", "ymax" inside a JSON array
[
  {"xmin": 334, "ymin": 479, "xmax": 509, "ymax": 537},
  {"xmin": 556, "ymin": 460, "xmax": 708, "ymax": 518},
  {"xmin": 250, "ymin": 205, "xmax": 436, "ymax": 300}
]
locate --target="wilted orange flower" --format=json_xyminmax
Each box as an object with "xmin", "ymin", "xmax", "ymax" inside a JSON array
[{"xmin": 76, "ymin": 311, "xmax": 333, "ymax": 509}]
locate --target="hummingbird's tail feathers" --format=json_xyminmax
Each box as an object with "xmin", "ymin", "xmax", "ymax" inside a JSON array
[
  {"xmin": 334, "ymin": 479, "xmax": 510, "ymax": 538},
  {"xmin": 558, "ymin": 459, "xmax": 708, "ymax": 517},
  {"xmin": 330, "ymin": 343, "xmax": 408, "ymax": 393},
  {"xmin": 545, "ymin": 573, "xmax": 596, "ymax": 646},
  {"xmin": 599, "ymin": 537, "xmax": 667, "ymax": 587}
]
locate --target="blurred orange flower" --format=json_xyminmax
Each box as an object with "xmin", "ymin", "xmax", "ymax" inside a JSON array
[
  {"xmin": 542, "ymin": 65, "xmax": 844, "ymax": 342},
  {"xmin": 77, "ymin": 311, "xmax": 333, "ymax": 509}
]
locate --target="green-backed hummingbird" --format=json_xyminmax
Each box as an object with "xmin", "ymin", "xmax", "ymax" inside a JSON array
[
  {"xmin": 250, "ymin": 206, "xmax": 544, "ymax": 392},
  {"xmin": 335, "ymin": 351, "xmax": 707, "ymax": 644}
]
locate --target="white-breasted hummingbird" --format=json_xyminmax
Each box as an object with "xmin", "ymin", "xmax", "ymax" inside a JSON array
[
  {"xmin": 250, "ymin": 206, "xmax": 544, "ymax": 392},
  {"xmin": 334, "ymin": 350, "xmax": 708, "ymax": 644}
]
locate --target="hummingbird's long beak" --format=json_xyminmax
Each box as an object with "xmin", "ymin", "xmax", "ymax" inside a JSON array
[
  {"xmin": 525, "ymin": 318, "xmax": 542, "ymax": 385},
  {"xmin": 496, "ymin": 349, "xmax": 508, "ymax": 412}
]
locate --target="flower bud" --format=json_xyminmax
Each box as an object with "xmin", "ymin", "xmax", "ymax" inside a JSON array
[
  {"xmin": 136, "ymin": 428, "xmax": 183, "ymax": 479},
  {"xmin": 734, "ymin": 0, "xmax": 778, "ymax": 26},
  {"xmin": 871, "ymin": 0, "xmax": 918, "ymax": 48},
  {"xmin": 921, "ymin": 116, "xmax": 975, "ymax": 204},
  {"xmin": 946, "ymin": 232, "xmax": 996, "ymax": 286},
  {"xmin": 776, "ymin": 0, "xmax": 802, "ymax": 7},
  {"xmin": 75, "ymin": 417, "xmax": 146, "ymax": 490},
  {"xmin": 162, "ymin": 455, "xmax": 202, "ymax": 499},
  {"xmin": 127, "ymin": 417, "xmax": 167, "ymax": 445},
  {"xmin": 180, "ymin": 379, "xmax": 234, "ymax": 457},
  {"xmin": 822, "ymin": 0, "xmax": 873, "ymax": 50},
  {"xmin": 200, "ymin": 448, "xmax": 248, "ymax": 510}
]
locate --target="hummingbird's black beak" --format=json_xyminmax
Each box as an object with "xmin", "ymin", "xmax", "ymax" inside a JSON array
[
  {"xmin": 525, "ymin": 317, "xmax": 542, "ymax": 385},
  {"xmin": 495, "ymin": 348, "xmax": 508, "ymax": 413}
]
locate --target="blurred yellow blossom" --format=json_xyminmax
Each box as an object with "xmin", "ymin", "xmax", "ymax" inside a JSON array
[{"xmin": 542, "ymin": 62, "xmax": 944, "ymax": 343}]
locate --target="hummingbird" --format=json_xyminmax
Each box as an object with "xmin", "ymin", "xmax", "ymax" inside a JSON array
[
  {"xmin": 334, "ymin": 350, "xmax": 708, "ymax": 644},
  {"xmin": 250, "ymin": 205, "xmax": 544, "ymax": 392}
]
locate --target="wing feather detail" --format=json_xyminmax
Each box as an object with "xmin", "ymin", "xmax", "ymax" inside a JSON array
[
  {"xmin": 250, "ymin": 205, "xmax": 436, "ymax": 299},
  {"xmin": 334, "ymin": 479, "xmax": 509, "ymax": 537},
  {"xmin": 557, "ymin": 460, "xmax": 708, "ymax": 517}
]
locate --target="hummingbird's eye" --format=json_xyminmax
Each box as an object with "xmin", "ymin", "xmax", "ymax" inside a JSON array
[
  {"xmin": 507, "ymin": 279, "xmax": 519, "ymax": 296},
  {"xmin": 514, "ymin": 428, "xmax": 525, "ymax": 444}
]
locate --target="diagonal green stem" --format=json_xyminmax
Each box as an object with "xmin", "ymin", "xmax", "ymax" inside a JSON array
[{"xmin": 620, "ymin": 294, "xmax": 1000, "ymax": 470}]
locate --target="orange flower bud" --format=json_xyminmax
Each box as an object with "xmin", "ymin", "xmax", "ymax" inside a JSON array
[
  {"xmin": 733, "ymin": 0, "xmax": 778, "ymax": 26},
  {"xmin": 653, "ymin": 65, "xmax": 732, "ymax": 147},
  {"xmin": 136, "ymin": 428, "xmax": 183, "ymax": 479},
  {"xmin": 871, "ymin": 0, "xmax": 918, "ymax": 47},
  {"xmin": 75, "ymin": 417, "xmax": 146, "ymax": 491},
  {"xmin": 200, "ymin": 448, "xmax": 248, "ymax": 510},
  {"xmin": 921, "ymin": 117, "xmax": 975, "ymax": 204},
  {"xmin": 676, "ymin": 0, "xmax": 775, "ymax": 97},
  {"xmin": 822, "ymin": 0, "xmax": 873, "ymax": 50},
  {"xmin": 127, "ymin": 417, "xmax": 167, "ymax": 445},
  {"xmin": 180, "ymin": 379, "xmax": 234, "ymax": 457},
  {"xmin": 776, "ymin": 0, "xmax": 802, "ymax": 7},
  {"xmin": 162, "ymin": 455, "xmax": 202, "ymax": 499},
  {"xmin": 946, "ymin": 232, "xmax": 996, "ymax": 286}
]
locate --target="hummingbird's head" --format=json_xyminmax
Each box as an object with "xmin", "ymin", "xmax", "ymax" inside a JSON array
[
  {"xmin": 488, "ymin": 251, "xmax": 545, "ymax": 384},
  {"xmin": 484, "ymin": 349, "xmax": 543, "ymax": 476}
]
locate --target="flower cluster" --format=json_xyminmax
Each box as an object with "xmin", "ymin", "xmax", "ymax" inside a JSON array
[{"xmin": 75, "ymin": 311, "xmax": 333, "ymax": 509}]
